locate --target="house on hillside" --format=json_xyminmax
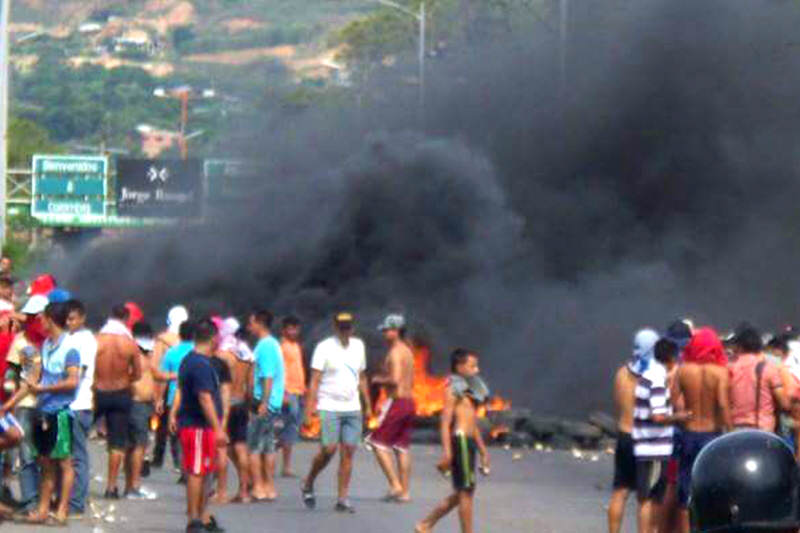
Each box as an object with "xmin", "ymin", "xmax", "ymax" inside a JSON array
[{"xmin": 136, "ymin": 125, "xmax": 181, "ymax": 158}]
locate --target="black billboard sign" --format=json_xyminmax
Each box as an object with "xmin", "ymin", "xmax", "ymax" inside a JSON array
[{"xmin": 116, "ymin": 158, "xmax": 203, "ymax": 218}]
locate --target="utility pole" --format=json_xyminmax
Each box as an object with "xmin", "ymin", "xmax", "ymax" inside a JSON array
[{"xmin": 0, "ymin": 0, "xmax": 10, "ymax": 250}]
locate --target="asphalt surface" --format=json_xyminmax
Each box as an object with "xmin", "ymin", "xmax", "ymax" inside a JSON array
[{"xmin": 1, "ymin": 440, "xmax": 631, "ymax": 532}]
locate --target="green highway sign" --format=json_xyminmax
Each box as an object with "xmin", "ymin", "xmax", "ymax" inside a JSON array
[{"xmin": 31, "ymin": 155, "xmax": 108, "ymax": 224}]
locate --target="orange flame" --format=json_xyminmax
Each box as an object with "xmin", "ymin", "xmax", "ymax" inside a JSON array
[
  {"xmin": 301, "ymin": 343, "xmax": 512, "ymax": 440},
  {"xmin": 300, "ymin": 413, "xmax": 321, "ymax": 440}
]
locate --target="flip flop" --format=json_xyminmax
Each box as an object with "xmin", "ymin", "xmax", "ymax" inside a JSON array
[
  {"xmin": 381, "ymin": 493, "xmax": 402, "ymax": 502},
  {"xmin": 253, "ymin": 496, "xmax": 276, "ymax": 503},
  {"xmin": 14, "ymin": 512, "xmax": 47, "ymax": 524},
  {"xmin": 228, "ymin": 495, "xmax": 251, "ymax": 504}
]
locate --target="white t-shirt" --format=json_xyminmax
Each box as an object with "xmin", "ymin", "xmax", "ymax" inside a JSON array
[
  {"xmin": 67, "ymin": 329, "xmax": 98, "ymax": 411},
  {"xmin": 311, "ymin": 336, "xmax": 366, "ymax": 412}
]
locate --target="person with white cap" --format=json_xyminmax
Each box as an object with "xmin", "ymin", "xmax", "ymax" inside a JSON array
[
  {"xmin": 215, "ymin": 317, "xmax": 252, "ymax": 503},
  {"xmin": 367, "ymin": 314, "xmax": 416, "ymax": 503},
  {"xmin": 152, "ymin": 305, "xmax": 189, "ymax": 470}
]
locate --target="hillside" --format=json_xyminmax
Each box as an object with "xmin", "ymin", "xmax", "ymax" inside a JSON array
[{"xmin": 7, "ymin": 0, "xmax": 380, "ymax": 153}]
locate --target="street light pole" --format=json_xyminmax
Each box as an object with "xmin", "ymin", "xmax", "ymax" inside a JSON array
[
  {"xmin": 0, "ymin": 0, "xmax": 11, "ymax": 250},
  {"xmin": 377, "ymin": 0, "xmax": 425, "ymax": 119}
]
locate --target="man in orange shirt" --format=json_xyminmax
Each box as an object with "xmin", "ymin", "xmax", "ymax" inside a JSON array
[{"xmin": 279, "ymin": 316, "xmax": 306, "ymax": 478}]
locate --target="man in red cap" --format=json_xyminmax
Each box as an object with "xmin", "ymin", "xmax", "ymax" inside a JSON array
[{"xmin": 124, "ymin": 303, "xmax": 144, "ymax": 331}]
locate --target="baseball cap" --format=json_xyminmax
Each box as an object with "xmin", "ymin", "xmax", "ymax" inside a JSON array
[
  {"xmin": 378, "ymin": 314, "xmax": 406, "ymax": 331},
  {"xmin": 47, "ymin": 288, "xmax": 72, "ymax": 303},
  {"xmin": 665, "ymin": 319, "xmax": 693, "ymax": 348},
  {"xmin": 21, "ymin": 294, "xmax": 48, "ymax": 315},
  {"xmin": 334, "ymin": 312, "xmax": 354, "ymax": 324},
  {"xmin": 27, "ymin": 274, "xmax": 56, "ymax": 296}
]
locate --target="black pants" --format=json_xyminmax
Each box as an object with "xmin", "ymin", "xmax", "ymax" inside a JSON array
[{"xmin": 152, "ymin": 391, "xmax": 180, "ymax": 468}]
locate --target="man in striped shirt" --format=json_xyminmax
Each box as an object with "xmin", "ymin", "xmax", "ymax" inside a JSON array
[{"xmin": 634, "ymin": 338, "xmax": 690, "ymax": 533}]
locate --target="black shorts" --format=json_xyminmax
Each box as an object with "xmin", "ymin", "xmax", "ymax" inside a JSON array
[
  {"xmin": 636, "ymin": 460, "xmax": 667, "ymax": 502},
  {"xmin": 129, "ymin": 402, "xmax": 153, "ymax": 447},
  {"xmin": 451, "ymin": 432, "xmax": 477, "ymax": 492},
  {"xmin": 613, "ymin": 432, "xmax": 636, "ymax": 490},
  {"xmin": 95, "ymin": 389, "xmax": 132, "ymax": 450},
  {"xmin": 228, "ymin": 404, "xmax": 249, "ymax": 444}
]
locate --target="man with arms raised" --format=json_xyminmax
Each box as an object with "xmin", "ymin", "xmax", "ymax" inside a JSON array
[
  {"xmin": 302, "ymin": 312, "xmax": 372, "ymax": 514},
  {"xmin": 367, "ymin": 314, "xmax": 415, "ymax": 502},
  {"xmin": 675, "ymin": 327, "xmax": 731, "ymax": 533},
  {"xmin": 94, "ymin": 304, "xmax": 142, "ymax": 499}
]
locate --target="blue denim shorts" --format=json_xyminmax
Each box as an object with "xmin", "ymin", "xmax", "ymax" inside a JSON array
[
  {"xmin": 320, "ymin": 411, "xmax": 362, "ymax": 447},
  {"xmin": 247, "ymin": 410, "xmax": 280, "ymax": 454},
  {"xmin": 279, "ymin": 394, "xmax": 303, "ymax": 446}
]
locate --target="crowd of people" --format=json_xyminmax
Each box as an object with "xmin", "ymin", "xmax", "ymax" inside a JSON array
[
  {"xmin": 609, "ymin": 318, "xmax": 800, "ymax": 533},
  {"xmin": 0, "ymin": 262, "xmax": 492, "ymax": 533}
]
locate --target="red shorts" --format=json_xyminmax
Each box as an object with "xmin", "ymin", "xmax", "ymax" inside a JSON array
[
  {"xmin": 367, "ymin": 398, "xmax": 416, "ymax": 452},
  {"xmin": 179, "ymin": 427, "xmax": 217, "ymax": 476}
]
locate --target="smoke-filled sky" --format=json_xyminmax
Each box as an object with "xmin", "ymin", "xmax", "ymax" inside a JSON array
[{"xmin": 57, "ymin": 0, "xmax": 800, "ymax": 414}]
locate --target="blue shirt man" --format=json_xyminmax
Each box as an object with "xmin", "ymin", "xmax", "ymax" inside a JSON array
[
  {"xmin": 38, "ymin": 334, "xmax": 80, "ymax": 413},
  {"xmin": 160, "ymin": 341, "xmax": 194, "ymax": 406},
  {"xmin": 253, "ymin": 336, "xmax": 285, "ymax": 413}
]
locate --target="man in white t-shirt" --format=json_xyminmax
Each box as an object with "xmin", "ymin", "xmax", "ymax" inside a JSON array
[
  {"xmin": 64, "ymin": 300, "xmax": 97, "ymax": 518},
  {"xmin": 301, "ymin": 312, "xmax": 373, "ymax": 514}
]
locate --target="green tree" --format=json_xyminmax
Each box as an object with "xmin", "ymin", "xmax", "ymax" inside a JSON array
[{"xmin": 7, "ymin": 116, "xmax": 59, "ymax": 168}]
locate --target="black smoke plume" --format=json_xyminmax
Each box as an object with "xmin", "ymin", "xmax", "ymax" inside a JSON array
[{"xmin": 57, "ymin": 0, "xmax": 800, "ymax": 414}]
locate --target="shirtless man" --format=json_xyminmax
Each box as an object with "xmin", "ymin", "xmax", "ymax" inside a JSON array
[
  {"xmin": 126, "ymin": 322, "xmax": 157, "ymax": 500},
  {"xmin": 94, "ymin": 305, "xmax": 142, "ymax": 499},
  {"xmin": 216, "ymin": 318, "xmax": 252, "ymax": 503},
  {"xmin": 607, "ymin": 336, "xmax": 641, "ymax": 533},
  {"xmin": 367, "ymin": 314, "xmax": 416, "ymax": 502},
  {"xmin": 415, "ymin": 349, "xmax": 490, "ymax": 533},
  {"xmin": 152, "ymin": 306, "xmax": 188, "ymax": 470},
  {"xmin": 675, "ymin": 327, "xmax": 731, "ymax": 533}
]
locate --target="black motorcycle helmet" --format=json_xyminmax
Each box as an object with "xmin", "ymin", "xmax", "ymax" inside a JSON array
[{"xmin": 690, "ymin": 430, "xmax": 800, "ymax": 532}]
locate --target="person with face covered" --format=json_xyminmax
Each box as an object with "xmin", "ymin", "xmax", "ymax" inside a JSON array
[
  {"xmin": 674, "ymin": 327, "xmax": 732, "ymax": 533},
  {"xmin": 415, "ymin": 348, "xmax": 489, "ymax": 533},
  {"xmin": 152, "ymin": 305, "xmax": 189, "ymax": 471}
]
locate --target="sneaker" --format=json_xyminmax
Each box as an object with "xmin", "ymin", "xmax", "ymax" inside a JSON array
[
  {"xmin": 103, "ymin": 488, "xmax": 120, "ymax": 500},
  {"xmin": 204, "ymin": 515, "xmax": 225, "ymax": 532},
  {"xmin": 335, "ymin": 500, "xmax": 356, "ymax": 514},
  {"xmin": 177, "ymin": 474, "xmax": 187, "ymax": 485},
  {"xmin": 186, "ymin": 519, "xmax": 205, "ymax": 533},
  {"xmin": 301, "ymin": 484, "xmax": 315, "ymax": 510}
]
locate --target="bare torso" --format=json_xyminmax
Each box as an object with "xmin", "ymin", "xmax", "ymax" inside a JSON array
[
  {"xmin": 613, "ymin": 365, "xmax": 637, "ymax": 434},
  {"xmin": 678, "ymin": 363, "xmax": 729, "ymax": 432},
  {"xmin": 218, "ymin": 349, "xmax": 248, "ymax": 403},
  {"xmin": 131, "ymin": 353, "xmax": 155, "ymax": 402},
  {"xmin": 384, "ymin": 341, "xmax": 415, "ymax": 399},
  {"xmin": 453, "ymin": 396, "xmax": 478, "ymax": 435},
  {"xmin": 94, "ymin": 333, "xmax": 141, "ymax": 392}
]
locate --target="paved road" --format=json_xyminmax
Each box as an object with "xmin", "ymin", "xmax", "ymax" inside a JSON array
[{"xmin": 2, "ymin": 440, "xmax": 630, "ymax": 532}]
